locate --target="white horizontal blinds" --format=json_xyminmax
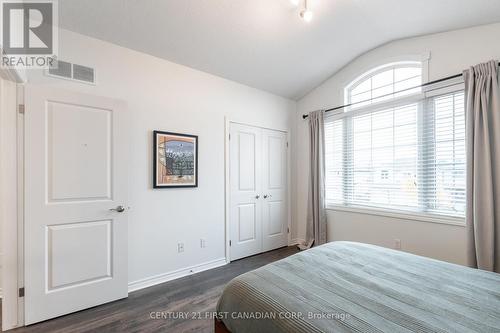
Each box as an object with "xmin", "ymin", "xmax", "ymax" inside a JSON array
[
  {"xmin": 427, "ymin": 91, "xmax": 466, "ymax": 216},
  {"xmin": 326, "ymin": 104, "xmax": 420, "ymax": 211},
  {"xmin": 325, "ymin": 89, "xmax": 466, "ymax": 218},
  {"xmin": 324, "ymin": 119, "xmax": 344, "ymax": 204}
]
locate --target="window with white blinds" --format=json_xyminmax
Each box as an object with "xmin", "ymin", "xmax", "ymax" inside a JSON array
[{"xmin": 325, "ymin": 64, "xmax": 465, "ymax": 219}]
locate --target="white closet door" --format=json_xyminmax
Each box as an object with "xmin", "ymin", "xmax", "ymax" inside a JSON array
[
  {"xmin": 229, "ymin": 123, "xmax": 263, "ymax": 261},
  {"xmin": 24, "ymin": 85, "xmax": 129, "ymax": 324},
  {"xmin": 261, "ymin": 129, "xmax": 288, "ymax": 251}
]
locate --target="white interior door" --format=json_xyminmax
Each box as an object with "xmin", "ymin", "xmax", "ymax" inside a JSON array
[
  {"xmin": 24, "ymin": 85, "xmax": 129, "ymax": 324},
  {"xmin": 229, "ymin": 123, "xmax": 288, "ymax": 261},
  {"xmin": 229, "ymin": 123, "xmax": 262, "ymax": 261},
  {"xmin": 262, "ymin": 129, "xmax": 288, "ymax": 251}
]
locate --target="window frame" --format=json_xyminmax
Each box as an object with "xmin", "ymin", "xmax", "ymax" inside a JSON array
[
  {"xmin": 344, "ymin": 61, "xmax": 424, "ymax": 109},
  {"xmin": 326, "ymin": 62, "xmax": 466, "ymax": 226},
  {"xmin": 326, "ymin": 204, "xmax": 466, "ymax": 226}
]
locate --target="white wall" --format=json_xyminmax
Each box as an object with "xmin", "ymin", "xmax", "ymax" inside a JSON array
[
  {"xmin": 27, "ymin": 29, "xmax": 296, "ymax": 287},
  {"xmin": 293, "ymin": 22, "xmax": 500, "ymax": 265}
]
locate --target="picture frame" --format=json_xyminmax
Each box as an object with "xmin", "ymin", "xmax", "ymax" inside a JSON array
[{"xmin": 153, "ymin": 130, "xmax": 198, "ymax": 188}]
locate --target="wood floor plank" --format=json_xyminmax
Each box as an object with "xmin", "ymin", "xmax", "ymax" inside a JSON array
[{"xmin": 4, "ymin": 246, "xmax": 298, "ymax": 333}]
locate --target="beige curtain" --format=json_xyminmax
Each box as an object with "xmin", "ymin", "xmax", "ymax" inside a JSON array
[
  {"xmin": 463, "ymin": 60, "xmax": 500, "ymax": 272},
  {"xmin": 300, "ymin": 110, "xmax": 327, "ymax": 250}
]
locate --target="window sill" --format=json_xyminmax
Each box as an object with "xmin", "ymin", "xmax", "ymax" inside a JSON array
[{"xmin": 325, "ymin": 205, "xmax": 466, "ymax": 227}]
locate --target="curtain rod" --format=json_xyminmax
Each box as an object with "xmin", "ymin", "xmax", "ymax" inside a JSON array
[{"xmin": 302, "ymin": 62, "xmax": 500, "ymax": 119}]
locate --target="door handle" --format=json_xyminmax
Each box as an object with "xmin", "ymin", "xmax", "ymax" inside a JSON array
[
  {"xmin": 255, "ymin": 195, "xmax": 260, "ymax": 199},
  {"xmin": 263, "ymin": 194, "xmax": 272, "ymax": 199},
  {"xmin": 110, "ymin": 205, "xmax": 126, "ymax": 213}
]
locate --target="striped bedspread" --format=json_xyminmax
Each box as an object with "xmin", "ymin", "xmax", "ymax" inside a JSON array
[{"xmin": 216, "ymin": 241, "xmax": 500, "ymax": 332}]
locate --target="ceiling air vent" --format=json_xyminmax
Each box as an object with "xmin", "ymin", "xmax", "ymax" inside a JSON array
[{"xmin": 46, "ymin": 60, "xmax": 96, "ymax": 84}]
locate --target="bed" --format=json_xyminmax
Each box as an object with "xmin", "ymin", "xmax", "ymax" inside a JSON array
[{"xmin": 216, "ymin": 241, "xmax": 500, "ymax": 333}]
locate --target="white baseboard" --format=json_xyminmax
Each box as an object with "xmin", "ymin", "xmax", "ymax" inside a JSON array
[
  {"xmin": 128, "ymin": 258, "xmax": 228, "ymax": 293},
  {"xmin": 289, "ymin": 238, "xmax": 305, "ymax": 246}
]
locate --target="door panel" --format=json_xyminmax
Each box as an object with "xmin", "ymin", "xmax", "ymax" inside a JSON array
[
  {"xmin": 238, "ymin": 204, "xmax": 258, "ymax": 242},
  {"xmin": 24, "ymin": 85, "xmax": 128, "ymax": 324},
  {"xmin": 267, "ymin": 135, "xmax": 284, "ymax": 189},
  {"xmin": 267, "ymin": 201, "xmax": 283, "ymax": 236},
  {"xmin": 237, "ymin": 131, "xmax": 257, "ymax": 191},
  {"xmin": 229, "ymin": 124, "xmax": 262, "ymax": 261},
  {"xmin": 262, "ymin": 129, "xmax": 288, "ymax": 252},
  {"xmin": 47, "ymin": 220, "xmax": 112, "ymax": 290},
  {"xmin": 47, "ymin": 101, "xmax": 112, "ymax": 201}
]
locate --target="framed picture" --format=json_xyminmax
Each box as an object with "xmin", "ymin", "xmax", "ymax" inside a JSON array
[{"xmin": 153, "ymin": 131, "xmax": 198, "ymax": 188}]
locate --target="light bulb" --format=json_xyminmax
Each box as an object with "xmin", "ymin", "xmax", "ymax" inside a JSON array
[
  {"xmin": 300, "ymin": 9, "xmax": 313, "ymax": 22},
  {"xmin": 290, "ymin": 0, "xmax": 300, "ymax": 6}
]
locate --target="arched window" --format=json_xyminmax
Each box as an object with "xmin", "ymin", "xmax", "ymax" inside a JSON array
[
  {"xmin": 345, "ymin": 62, "xmax": 422, "ymax": 108},
  {"xmin": 325, "ymin": 61, "xmax": 466, "ymax": 220}
]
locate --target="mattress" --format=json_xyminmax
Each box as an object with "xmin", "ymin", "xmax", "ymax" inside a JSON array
[{"xmin": 216, "ymin": 241, "xmax": 500, "ymax": 332}]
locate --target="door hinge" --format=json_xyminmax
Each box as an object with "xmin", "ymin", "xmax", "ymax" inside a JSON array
[
  {"xmin": 286, "ymin": 142, "xmax": 289, "ymax": 148},
  {"xmin": 229, "ymin": 134, "xmax": 231, "ymax": 140},
  {"xmin": 287, "ymin": 227, "xmax": 290, "ymax": 234},
  {"xmin": 18, "ymin": 104, "xmax": 25, "ymax": 114},
  {"xmin": 229, "ymin": 240, "xmax": 232, "ymax": 246},
  {"xmin": 19, "ymin": 287, "xmax": 25, "ymax": 297}
]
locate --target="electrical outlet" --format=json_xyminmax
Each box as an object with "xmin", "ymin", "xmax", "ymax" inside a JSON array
[
  {"xmin": 394, "ymin": 238, "xmax": 401, "ymax": 250},
  {"xmin": 177, "ymin": 242, "xmax": 184, "ymax": 253},
  {"xmin": 200, "ymin": 238, "xmax": 207, "ymax": 248}
]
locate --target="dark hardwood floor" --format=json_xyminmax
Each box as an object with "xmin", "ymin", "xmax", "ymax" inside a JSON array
[{"xmin": 6, "ymin": 246, "xmax": 298, "ymax": 333}]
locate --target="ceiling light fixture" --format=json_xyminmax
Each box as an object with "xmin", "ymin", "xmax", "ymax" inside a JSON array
[{"xmin": 299, "ymin": 0, "xmax": 313, "ymax": 22}]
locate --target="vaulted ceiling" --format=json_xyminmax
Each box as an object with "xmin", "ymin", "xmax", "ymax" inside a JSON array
[{"xmin": 59, "ymin": 0, "xmax": 500, "ymax": 99}]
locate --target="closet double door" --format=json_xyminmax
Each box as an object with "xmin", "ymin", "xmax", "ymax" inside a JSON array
[{"xmin": 229, "ymin": 123, "xmax": 288, "ymax": 261}]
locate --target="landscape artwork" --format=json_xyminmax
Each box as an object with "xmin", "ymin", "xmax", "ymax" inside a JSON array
[{"xmin": 153, "ymin": 131, "xmax": 198, "ymax": 188}]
